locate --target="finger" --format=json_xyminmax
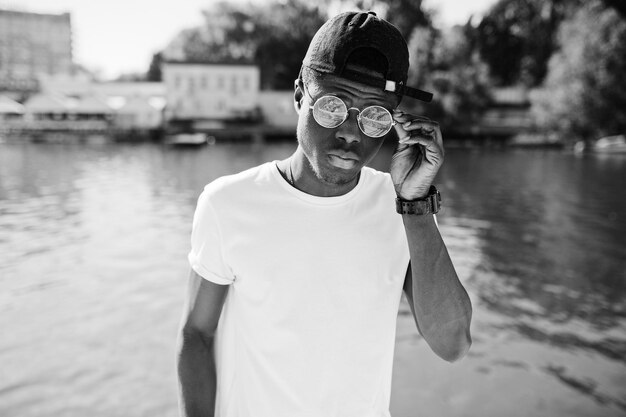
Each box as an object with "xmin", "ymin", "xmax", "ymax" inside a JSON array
[
  {"xmin": 392, "ymin": 111, "xmax": 431, "ymax": 124},
  {"xmin": 397, "ymin": 121, "xmax": 443, "ymax": 150},
  {"xmin": 397, "ymin": 124, "xmax": 437, "ymax": 141},
  {"xmin": 400, "ymin": 119, "xmax": 439, "ymax": 131},
  {"xmin": 394, "ymin": 118, "xmax": 438, "ymax": 136},
  {"xmin": 398, "ymin": 131, "xmax": 444, "ymax": 158},
  {"xmin": 398, "ymin": 135, "xmax": 434, "ymax": 148}
]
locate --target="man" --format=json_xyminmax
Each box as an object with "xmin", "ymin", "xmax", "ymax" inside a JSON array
[{"xmin": 178, "ymin": 11, "xmax": 472, "ymax": 417}]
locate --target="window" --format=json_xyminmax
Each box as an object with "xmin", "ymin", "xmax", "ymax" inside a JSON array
[{"xmin": 230, "ymin": 76, "xmax": 238, "ymax": 95}]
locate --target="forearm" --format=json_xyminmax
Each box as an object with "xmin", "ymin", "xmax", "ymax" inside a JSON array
[
  {"xmin": 403, "ymin": 214, "xmax": 472, "ymax": 362},
  {"xmin": 177, "ymin": 329, "xmax": 218, "ymax": 417}
]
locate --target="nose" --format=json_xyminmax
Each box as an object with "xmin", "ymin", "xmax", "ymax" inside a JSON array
[{"xmin": 335, "ymin": 109, "xmax": 361, "ymax": 144}]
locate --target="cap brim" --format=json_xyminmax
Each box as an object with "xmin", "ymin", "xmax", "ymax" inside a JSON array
[{"xmin": 341, "ymin": 69, "xmax": 433, "ymax": 102}]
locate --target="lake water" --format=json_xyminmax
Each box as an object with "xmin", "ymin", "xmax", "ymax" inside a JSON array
[{"xmin": 1, "ymin": 141, "xmax": 625, "ymax": 417}]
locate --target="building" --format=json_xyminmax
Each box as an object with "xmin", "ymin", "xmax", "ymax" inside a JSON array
[
  {"xmin": 38, "ymin": 74, "xmax": 166, "ymax": 131},
  {"xmin": 162, "ymin": 61, "xmax": 260, "ymax": 128},
  {"xmin": 479, "ymin": 87, "xmax": 533, "ymax": 137},
  {"xmin": 115, "ymin": 96, "xmax": 164, "ymax": 130},
  {"xmin": 258, "ymin": 91, "xmax": 297, "ymax": 137},
  {"xmin": 22, "ymin": 93, "xmax": 76, "ymax": 121},
  {"xmin": 0, "ymin": 9, "xmax": 73, "ymax": 95},
  {"xmin": 0, "ymin": 95, "xmax": 24, "ymax": 121}
]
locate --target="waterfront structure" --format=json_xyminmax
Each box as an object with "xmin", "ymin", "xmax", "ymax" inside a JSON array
[
  {"xmin": 94, "ymin": 82, "xmax": 165, "ymax": 103},
  {"xmin": 0, "ymin": 95, "xmax": 24, "ymax": 120},
  {"xmin": 258, "ymin": 90, "xmax": 297, "ymax": 137},
  {"xmin": 482, "ymin": 87, "xmax": 532, "ymax": 134},
  {"xmin": 23, "ymin": 93, "xmax": 75, "ymax": 120},
  {"xmin": 73, "ymin": 95, "xmax": 113, "ymax": 120},
  {"xmin": 115, "ymin": 96, "xmax": 163, "ymax": 130},
  {"xmin": 258, "ymin": 91, "xmax": 296, "ymax": 128},
  {"xmin": 162, "ymin": 61, "xmax": 260, "ymax": 128},
  {"xmin": 0, "ymin": 9, "xmax": 73, "ymax": 95},
  {"xmin": 39, "ymin": 75, "xmax": 165, "ymax": 131},
  {"xmin": 40, "ymin": 73, "xmax": 165, "ymax": 101}
]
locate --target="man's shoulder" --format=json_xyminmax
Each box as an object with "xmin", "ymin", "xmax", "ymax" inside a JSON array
[{"xmin": 200, "ymin": 162, "xmax": 274, "ymax": 201}]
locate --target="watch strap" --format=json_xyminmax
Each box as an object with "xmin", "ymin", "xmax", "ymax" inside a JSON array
[{"xmin": 396, "ymin": 186, "xmax": 441, "ymax": 215}]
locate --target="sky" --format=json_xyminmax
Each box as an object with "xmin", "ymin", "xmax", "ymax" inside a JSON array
[{"xmin": 5, "ymin": 0, "xmax": 497, "ymax": 80}]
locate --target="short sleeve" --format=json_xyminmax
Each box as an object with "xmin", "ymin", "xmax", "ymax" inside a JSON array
[{"xmin": 187, "ymin": 187, "xmax": 235, "ymax": 285}]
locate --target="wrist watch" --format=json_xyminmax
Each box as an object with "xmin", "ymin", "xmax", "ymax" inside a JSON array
[{"xmin": 396, "ymin": 185, "xmax": 441, "ymax": 215}]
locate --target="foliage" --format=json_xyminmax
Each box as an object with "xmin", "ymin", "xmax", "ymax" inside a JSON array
[
  {"xmin": 330, "ymin": 0, "xmax": 491, "ymax": 128},
  {"xmin": 163, "ymin": 0, "xmax": 434, "ymax": 90},
  {"xmin": 403, "ymin": 24, "xmax": 492, "ymax": 130},
  {"xmin": 251, "ymin": 1, "xmax": 328, "ymax": 89},
  {"xmin": 331, "ymin": 0, "xmax": 430, "ymax": 39},
  {"xmin": 146, "ymin": 52, "xmax": 163, "ymax": 82},
  {"xmin": 475, "ymin": 0, "xmax": 583, "ymax": 87},
  {"xmin": 163, "ymin": 0, "xmax": 326, "ymax": 90},
  {"xmin": 161, "ymin": 0, "xmax": 491, "ymax": 127},
  {"xmin": 602, "ymin": 0, "xmax": 626, "ymax": 18},
  {"xmin": 531, "ymin": 1, "xmax": 626, "ymax": 141},
  {"xmin": 345, "ymin": 0, "xmax": 431, "ymax": 39}
]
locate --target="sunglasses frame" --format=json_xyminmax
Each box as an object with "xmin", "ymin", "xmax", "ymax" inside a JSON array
[{"xmin": 304, "ymin": 86, "xmax": 397, "ymax": 138}]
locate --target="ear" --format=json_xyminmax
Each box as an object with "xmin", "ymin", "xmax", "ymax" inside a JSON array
[{"xmin": 293, "ymin": 78, "xmax": 304, "ymax": 113}]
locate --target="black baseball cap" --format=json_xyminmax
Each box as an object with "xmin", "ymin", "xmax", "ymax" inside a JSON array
[{"xmin": 302, "ymin": 11, "xmax": 433, "ymax": 102}]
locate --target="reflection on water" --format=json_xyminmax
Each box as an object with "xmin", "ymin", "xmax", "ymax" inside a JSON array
[
  {"xmin": 1, "ymin": 142, "xmax": 625, "ymax": 417},
  {"xmin": 437, "ymin": 151, "xmax": 626, "ymax": 363}
]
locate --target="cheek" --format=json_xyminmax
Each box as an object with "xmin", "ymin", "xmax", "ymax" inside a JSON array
[
  {"xmin": 361, "ymin": 138, "xmax": 386, "ymax": 162},
  {"xmin": 297, "ymin": 113, "xmax": 332, "ymax": 148}
]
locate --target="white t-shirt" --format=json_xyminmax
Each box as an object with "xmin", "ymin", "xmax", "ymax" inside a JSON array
[{"xmin": 188, "ymin": 161, "xmax": 410, "ymax": 417}]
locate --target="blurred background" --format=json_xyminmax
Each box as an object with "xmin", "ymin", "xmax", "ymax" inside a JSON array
[{"xmin": 0, "ymin": 0, "xmax": 625, "ymax": 416}]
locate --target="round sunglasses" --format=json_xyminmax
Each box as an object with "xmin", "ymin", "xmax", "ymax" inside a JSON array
[{"xmin": 306, "ymin": 89, "xmax": 397, "ymax": 138}]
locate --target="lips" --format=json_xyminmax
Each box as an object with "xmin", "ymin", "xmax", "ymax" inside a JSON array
[
  {"xmin": 328, "ymin": 150, "xmax": 360, "ymax": 162},
  {"xmin": 328, "ymin": 151, "xmax": 360, "ymax": 169}
]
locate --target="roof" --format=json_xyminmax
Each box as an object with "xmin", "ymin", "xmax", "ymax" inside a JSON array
[
  {"xmin": 23, "ymin": 94, "xmax": 75, "ymax": 113},
  {"xmin": 95, "ymin": 82, "xmax": 165, "ymax": 98},
  {"xmin": 74, "ymin": 95, "xmax": 112, "ymax": 114},
  {"xmin": 116, "ymin": 96, "xmax": 164, "ymax": 113},
  {"xmin": 164, "ymin": 60, "xmax": 258, "ymax": 67},
  {"xmin": 0, "ymin": 8, "xmax": 70, "ymax": 20},
  {"xmin": 0, "ymin": 95, "xmax": 25, "ymax": 114}
]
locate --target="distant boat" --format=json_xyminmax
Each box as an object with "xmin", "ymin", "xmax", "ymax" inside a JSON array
[
  {"xmin": 593, "ymin": 135, "xmax": 626, "ymax": 154},
  {"xmin": 164, "ymin": 133, "xmax": 211, "ymax": 146}
]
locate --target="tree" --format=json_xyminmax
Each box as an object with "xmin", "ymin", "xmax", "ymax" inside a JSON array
[
  {"xmin": 251, "ymin": 0, "xmax": 327, "ymax": 89},
  {"xmin": 146, "ymin": 52, "xmax": 163, "ymax": 82},
  {"xmin": 378, "ymin": 0, "xmax": 431, "ymax": 40},
  {"xmin": 161, "ymin": 0, "xmax": 491, "ymax": 129},
  {"xmin": 531, "ymin": 1, "xmax": 626, "ymax": 142},
  {"xmin": 602, "ymin": 0, "xmax": 626, "ymax": 18},
  {"xmin": 475, "ymin": 0, "xmax": 583, "ymax": 87},
  {"xmin": 163, "ymin": 0, "xmax": 326, "ymax": 89},
  {"xmin": 334, "ymin": 0, "xmax": 431, "ymax": 40},
  {"xmin": 334, "ymin": 0, "xmax": 489, "ymax": 129},
  {"xmin": 399, "ymin": 22, "xmax": 491, "ymax": 131}
]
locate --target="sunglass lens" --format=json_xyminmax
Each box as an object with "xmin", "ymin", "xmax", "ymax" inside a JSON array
[
  {"xmin": 313, "ymin": 96, "xmax": 347, "ymax": 128},
  {"xmin": 359, "ymin": 106, "xmax": 393, "ymax": 137}
]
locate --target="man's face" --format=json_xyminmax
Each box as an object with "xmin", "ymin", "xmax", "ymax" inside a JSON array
[{"xmin": 294, "ymin": 73, "xmax": 399, "ymax": 189}]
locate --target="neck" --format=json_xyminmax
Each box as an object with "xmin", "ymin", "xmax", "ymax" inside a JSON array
[{"xmin": 285, "ymin": 148, "xmax": 360, "ymax": 197}]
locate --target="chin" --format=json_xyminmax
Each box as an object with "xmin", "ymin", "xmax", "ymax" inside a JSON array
[{"xmin": 316, "ymin": 162, "xmax": 360, "ymax": 186}]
